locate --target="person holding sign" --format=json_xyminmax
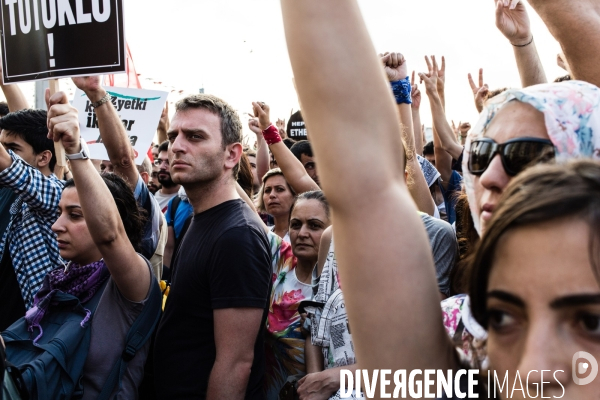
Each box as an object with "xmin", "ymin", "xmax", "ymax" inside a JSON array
[
  {"xmin": 0, "ymin": 109, "xmax": 64, "ymax": 331},
  {"xmin": 3, "ymin": 89, "xmax": 156, "ymax": 399},
  {"xmin": 71, "ymin": 76, "xmax": 164, "ymax": 277}
]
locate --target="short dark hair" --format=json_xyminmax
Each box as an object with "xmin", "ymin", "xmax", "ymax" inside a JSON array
[
  {"xmin": 0, "ymin": 102, "xmax": 9, "ymax": 118},
  {"xmin": 290, "ymin": 140, "xmax": 313, "ymax": 161},
  {"xmin": 485, "ymin": 87, "xmax": 508, "ymax": 101},
  {"xmin": 0, "ymin": 109, "xmax": 56, "ymax": 171},
  {"xmin": 63, "ymin": 173, "xmax": 148, "ymax": 253},
  {"xmin": 423, "ymin": 141, "xmax": 434, "ymax": 156},
  {"xmin": 175, "ymin": 94, "xmax": 243, "ymax": 176},
  {"xmin": 554, "ymin": 75, "xmax": 571, "ymax": 83},
  {"xmin": 288, "ymin": 190, "xmax": 330, "ymax": 223},
  {"xmin": 158, "ymin": 140, "xmax": 169, "ymax": 154},
  {"xmin": 283, "ymin": 138, "xmax": 296, "ymax": 150}
]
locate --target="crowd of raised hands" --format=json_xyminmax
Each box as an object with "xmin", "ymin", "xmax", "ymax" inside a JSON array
[{"xmin": 0, "ymin": 0, "xmax": 600, "ymax": 399}]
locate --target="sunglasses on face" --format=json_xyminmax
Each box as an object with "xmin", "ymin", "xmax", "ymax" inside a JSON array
[{"xmin": 468, "ymin": 137, "xmax": 555, "ymax": 177}]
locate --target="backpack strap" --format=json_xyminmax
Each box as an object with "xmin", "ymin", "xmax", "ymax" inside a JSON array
[
  {"xmin": 169, "ymin": 196, "xmax": 181, "ymax": 228},
  {"xmin": 96, "ymin": 278, "xmax": 162, "ymax": 400}
]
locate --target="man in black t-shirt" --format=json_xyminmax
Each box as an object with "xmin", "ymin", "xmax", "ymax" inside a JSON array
[{"xmin": 154, "ymin": 94, "xmax": 271, "ymax": 400}]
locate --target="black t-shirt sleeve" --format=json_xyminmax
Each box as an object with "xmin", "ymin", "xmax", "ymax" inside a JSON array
[
  {"xmin": 208, "ymin": 226, "xmax": 271, "ymax": 309},
  {"xmin": 451, "ymin": 148, "xmax": 464, "ymax": 173}
]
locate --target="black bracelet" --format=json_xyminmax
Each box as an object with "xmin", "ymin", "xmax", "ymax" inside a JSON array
[{"xmin": 512, "ymin": 36, "xmax": 534, "ymax": 48}]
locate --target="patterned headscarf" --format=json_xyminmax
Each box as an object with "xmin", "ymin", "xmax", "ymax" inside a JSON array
[
  {"xmin": 462, "ymin": 80, "xmax": 600, "ymax": 233},
  {"xmin": 25, "ymin": 259, "xmax": 109, "ymax": 343}
]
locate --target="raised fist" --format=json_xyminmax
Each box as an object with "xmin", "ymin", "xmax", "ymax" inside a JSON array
[
  {"xmin": 46, "ymin": 90, "xmax": 81, "ymax": 154},
  {"xmin": 381, "ymin": 52, "xmax": 409, "ymax": 82},
  {"xmin": 252, "ymin": 102, "xmax": 271, "ymax": 131}
]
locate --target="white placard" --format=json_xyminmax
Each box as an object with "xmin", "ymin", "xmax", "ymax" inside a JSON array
[{"xmin": 72, "ymin": 87, "xmax": 168, "ymax": 165}]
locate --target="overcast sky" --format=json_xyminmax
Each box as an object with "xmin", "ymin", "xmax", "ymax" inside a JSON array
[{"xmin": 10, "ymin": 0, "xmax": 565, "ymax": 142}]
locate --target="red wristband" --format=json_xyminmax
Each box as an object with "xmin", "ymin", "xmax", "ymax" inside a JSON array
[{"xmin": 262, "ymin": 125, "xmax": 282, "ymax": 145}]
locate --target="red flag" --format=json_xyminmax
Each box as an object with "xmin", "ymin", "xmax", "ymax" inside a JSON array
[{"xmin": 106, "ymin": 42, "xmax": 142, "ymax": 89}]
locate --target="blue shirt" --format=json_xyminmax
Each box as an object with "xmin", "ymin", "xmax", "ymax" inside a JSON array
[
  {"xmin": 439, "ymin": 170, "xmax": 462, "ymax": 225},
  {"xmin": 134, "ymin": 175, "xmax": 162, "ymax": 260},
  {"xmin": 165, "ymin": 196, "xmax": 194, "ymax": 239}
]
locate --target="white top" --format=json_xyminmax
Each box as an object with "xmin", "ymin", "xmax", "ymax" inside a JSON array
[{"xmin": 154, "ymin": 190, "xmax": 178, "ymax": 214}]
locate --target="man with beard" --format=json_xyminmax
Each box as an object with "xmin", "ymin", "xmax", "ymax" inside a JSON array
[
  {"xmin": 154, "ymin": 94, "xmax": 271, "ymax": 399},
  {"xmin": 147, "ymin": 163, "xmax": 161, "ymax": 194},
  {"xmin": 153, "ymin": 140, "xmax": 180, "ymax": 213}
]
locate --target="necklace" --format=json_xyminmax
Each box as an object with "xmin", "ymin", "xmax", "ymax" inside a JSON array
[{"xmin": 295, "ymin": 264, "xmax": 314, "ymax": 284}]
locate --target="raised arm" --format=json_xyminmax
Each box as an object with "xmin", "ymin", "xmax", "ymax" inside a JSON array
[
  {"xmin": 468, "ymin": 68, "xmax": 489, "ymax": 114},
  {"xmin": 47, "ymin": 90, "xmax": 150, "ymax": 302},
  {"xmin": 410, "ymin": 72, "xmax": 424, "ymax": 156},
  {"xmin": 248, "ymin": 117, "xmax": 270, "ymax": 182},
  {"xmin": 0, "ymin": 64, "xmax": 29, "ymax": 111},
  {"xmin": 156, "ymin": 103, "xmax": 169, "ymax": 144},
  {"xmin": 252, "ymin": 102, "xmax": 319, "ymax": 194},
  {"xmin": 495, "ymin": 0, "xmax": 547, "ymax": 87},
  {"xmin": 72, "ymin": 76, "xmax": 139, "ymax": 189},
  {"xmin": 281, "ymin": 0, "xmax": 454, "ymax": 378},
  {"xmin": 526, "ymin": 0, "xmax": 600, "ymax": 86},
  {"xmin": 382, "ymin": 53, "xmax": 436, "ymax": 216},
  {"xmin": 0, "ymin": 138, "xmax": 61, "ymax": 218},
  {"xmin": 420, "ymin": 57, "xmax": 460, "ymax": 185}
]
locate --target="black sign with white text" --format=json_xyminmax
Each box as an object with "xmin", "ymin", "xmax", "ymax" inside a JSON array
[
  {"xmin": 287, "ymin": 110, "xmax": 308, "ymax": 141},
  {"xmin": 0, "ymin": 0, "xmax": 125, "ymax": 83}
]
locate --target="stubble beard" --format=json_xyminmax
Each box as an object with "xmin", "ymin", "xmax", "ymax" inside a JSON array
[{"xmin": 172, "ymin": 152, "xmax": 224, "ymax": 190}]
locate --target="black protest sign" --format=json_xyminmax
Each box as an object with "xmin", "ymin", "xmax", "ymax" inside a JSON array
[
  {"xmin": 0, "ymin": 0, "xmax": 125, "ymax": 83},
  {"xmin": 287, "ymin": 110, "xmax": 308, "ymax": 141}
]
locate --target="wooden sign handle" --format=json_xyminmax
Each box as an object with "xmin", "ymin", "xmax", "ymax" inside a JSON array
[{"xmin": 48, "ymin": 79, "xmax": 66, "ymax": 178}]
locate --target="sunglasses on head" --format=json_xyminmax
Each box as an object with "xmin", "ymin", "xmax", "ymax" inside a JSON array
[{"xmin": 468, "ymin": 137, "xmax": 555, "ymax": 177}]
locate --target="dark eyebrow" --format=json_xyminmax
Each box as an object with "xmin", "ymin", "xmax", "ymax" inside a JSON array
[
  {"xmin": 183, "ymin": 128, "xmax": 207, "ymax": 135},
  {"xmin": 3, "ymin": 141, "xmax": 21, "ymax": 149},
  {"xmin": 487, "ymin": 290, "xmax": 526, "ymax": 308},
  {"xmin": 65, "ymin": 205, "xmax": 82, "ymax": 210},
  {"xmin": 550, "ymin": 294, "xmax": 600, "ymax": 309}
]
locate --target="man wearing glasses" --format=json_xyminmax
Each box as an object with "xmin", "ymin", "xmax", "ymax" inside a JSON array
[{"xmin": 153, "ymin": 141, "xmax": 180, "ymax": 213}]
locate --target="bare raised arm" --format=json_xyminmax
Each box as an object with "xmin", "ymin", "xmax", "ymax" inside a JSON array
[
  {"xmin": 468, "ymin": 69, "xmax": 489, "ymax": 114},
  {"xmin": 420, "ymin": 57, "xmax": 460, "ymax": 185},
  {"xmin": 252, "ymin": 102, "xmax": 318, "ymax": 194},
  {"xmin": 410, "ymin": 72, "xmax": 424, "ymax": 156},
  {"xmin": 495, "ymin": 0, "xmax": 547, "ymax": 87},
  {"xmin": 382, "ymin": 53, "xmax": 435, "ymax": 216},
  {"xmin": 527, "ymin": 0, "xmax": 600, "ymax": 86},
  {"xmin": 0, "ymin": 63, "xmax": 28, "ymax": 112},
  {"xmin": 47, "ymin": 91, "xmax": 150, "ymax": 302},
  {"xmin": 281, "ymin": 0, "xmax": 455, "ymax": 378},
  {"xmin": 72, "ymin": 76, "xmax": 139, "ymax": 189},
  {"xmin": 157, "ymin": 103, "xmax": 169, "ymax": 144},
  {"xmin": 248, "ymin": 117, "xmax": 271, "ymax": 183}
]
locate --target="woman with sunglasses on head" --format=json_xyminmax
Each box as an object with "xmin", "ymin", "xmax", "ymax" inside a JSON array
[
  {"xmin": 280, "ymin": 0, "xmax": 600, "ymax": 397},
  {"xmin": 448, "ymin": 81, "xmax": 600, "ymax": 368}
]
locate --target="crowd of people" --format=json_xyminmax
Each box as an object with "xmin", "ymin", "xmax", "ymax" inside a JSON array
[{"xmin": 0, "ymin": 0, "xmax": 599, "ymax": 399}]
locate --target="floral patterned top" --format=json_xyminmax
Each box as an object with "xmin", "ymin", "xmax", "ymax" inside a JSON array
[
  {"xmin": 264, "ymin": 231, "xmax": 312, "ymax": 399},
  {"xmin": 441, "ymin": 294, "xmax": 488, "ymax": 370}
]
